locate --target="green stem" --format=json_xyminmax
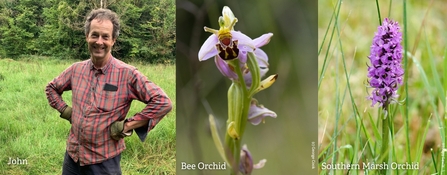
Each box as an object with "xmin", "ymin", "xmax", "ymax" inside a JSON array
[
  {"xmin": 225, "ymin": 131, "xmax": 236, "ymax": 169},
  {"xmin": 403, "ymin": 0, "xmax": 412, "ymax": 167},
  {"xmin": 233, "ymin": 139, "xmax": 241, "ymax": 175},
  {"xmin": 235, "ymin": 63, "xmax": 251, "ymax": 175},
  {"xmin": 381, "ymin": 104, "xmax": 389, "ymax": 174},
  {"xmin": 387, "ymin": 0, "xmax": 393, "ymax": 18},
  {"xmin": 226, "ymin": 59, "xmax": 251, "ymax": 175},
  {"xmin": 375, "ymin": 0, "xmax": 382, "ymax": 25},
  {"xmin": 226, "ymin": 82, "xmax": 243, "ymax": 175}
]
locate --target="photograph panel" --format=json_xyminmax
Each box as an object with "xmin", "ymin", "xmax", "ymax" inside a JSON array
[
  {"xmin": 0, "ymin": 1, "xmax": 176, "ymax": 174},
  {"xmin": 318, "ymin": 0, "xmax": 447, "ymax": 174},
  {"xmin": 176, "ymin": 0, "xmax": 318, "ymax": 174}
]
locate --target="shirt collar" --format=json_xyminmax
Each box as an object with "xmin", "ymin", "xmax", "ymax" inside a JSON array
[{"xmin": 89, "ymin": 56, "xmax": 114, "ymax": 74}]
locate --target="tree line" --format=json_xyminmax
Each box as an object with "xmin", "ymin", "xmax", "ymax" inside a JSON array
[{"xmin": 0, "ymin": 0, "xmax": 175, "ymax": 63}]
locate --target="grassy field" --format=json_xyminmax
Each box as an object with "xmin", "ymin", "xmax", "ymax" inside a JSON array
[
  {"xmin": 0, "ymin": 56, "xmax": 176, "ymax": 174},
  {"xmin": 319, "ymin": 0, "xmax": 447, "ymax": 174}
]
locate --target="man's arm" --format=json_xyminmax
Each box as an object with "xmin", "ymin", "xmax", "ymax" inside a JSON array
[
  {"xmin": 123, "ymin": 120, "xmax": 149, "ymax": 133},
  {"xmin": 126, "ymin": 69, "xmax": 173, "ymax": 142},
  {"xmin": 45, "ymin": 65, "xmax": 73, "ymax": 119}
]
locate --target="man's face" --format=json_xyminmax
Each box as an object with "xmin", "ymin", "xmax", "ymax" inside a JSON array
[{"xmin": 86, "ymin": 19, "xmax": 116, "ymax": 61}]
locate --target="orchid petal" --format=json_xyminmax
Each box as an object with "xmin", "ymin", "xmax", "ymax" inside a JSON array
[
  {"xmin": 253, "ymin": 33, "xmax": 273, "ymax": 48},
  {"xmin": 253, "ymin": 159, "xmax": 267, "ymax": 169},
  {"xmin": 222, "ymin": 6, "xmax": 237, "ymax": 30},
  {"xmin": 239, "ymin": 144, "xmax": 253, "ymax": 174},
  {"xmin": 231, "ymin": 31, "xmax": 255, "ymax": 52},
  {"xmin": 198, "ymin": 34, "xmax": 219, "ymax": 61},
  {"xmin": 248, "ymin": 98, "xmax": 277, "ymax": 125},
  {"xmin": 243, "ymin": 49, "xmax": 270, "ymax": 89},
  {"xmin": 230, "ymin": 31, "xmax": 254, "ymax": 65},
  {"xmin": 238, "ymin": 51, "xmax": 248, "ymax": 65},
  {"xmin": 253, "ymin": 74, "xmax": 278, "ymax": 94},
  {"xmin": 227, "ymin": 121, "xmax": 240, "ymax": 140},
  {"xmin": 243, "ymin": 71, "xmax": 254, "ymax": 88},
  {"xmin": 254, "ymin": 49, "xmax": 269, "ymax": 78},
  {"xmin": 239, "ymin": 144, "xmax": 266, "ymax": 174},
  {"xmin": 215, "ymin": 56, "xmax": 238, "ymax": 80}
]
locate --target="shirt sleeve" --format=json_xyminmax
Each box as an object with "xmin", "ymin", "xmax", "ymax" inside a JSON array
[
  {"xmin": 45, "ymin": 64, "xmax": 73, "ymax": 113},
  {"xmin": 128, "ymin": 69, "xmax": 173, "ymax": 142}
]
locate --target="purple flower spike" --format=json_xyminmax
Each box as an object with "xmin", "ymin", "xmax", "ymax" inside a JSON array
[{"xmin": 367, "ymin": 18, "xmax": 404, "ymax": 107}]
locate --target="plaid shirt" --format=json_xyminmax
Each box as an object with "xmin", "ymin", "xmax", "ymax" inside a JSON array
[{"xmin": 45, "ymin": 57, "xmax": 172, "ymax": 165}]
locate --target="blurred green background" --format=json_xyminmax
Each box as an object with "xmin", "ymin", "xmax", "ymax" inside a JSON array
[{"xmin": 176, "ymin": 0, "xmax": 317, "ymax": 174}]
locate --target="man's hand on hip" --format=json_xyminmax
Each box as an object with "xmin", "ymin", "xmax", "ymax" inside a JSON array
[
  {"xmin": 110, "ymin": 120, "xmax": 133, "ymax": 140},
  {"xmin": 60, "ymin": 106, "xmax": 72, "ymax": 123}
]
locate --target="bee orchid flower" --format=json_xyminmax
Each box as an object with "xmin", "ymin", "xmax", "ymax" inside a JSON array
[
  {"xmin": 198, "ymin": 6, "xmax": 273, "ymax": 84},
  {"xmin": 198, "ymin": 6, "xmax": 254, "ymax": 63}
]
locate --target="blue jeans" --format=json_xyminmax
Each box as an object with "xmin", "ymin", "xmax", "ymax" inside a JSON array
[{"xmin": 62, "ymin": 151, "xmax": 122, "ymax": 175}]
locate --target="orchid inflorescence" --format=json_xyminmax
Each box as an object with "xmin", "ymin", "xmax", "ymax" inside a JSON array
[
  {"xmin": 367, "ymin": 18, "xmax": 404, "ymax": 109},
  {"xmin": 198, "ymin": 6, "xmax": 277, "ymax": 174},
  {"xmin": 367, "ymin": 18, "xmax": 404, "ymax": 172}
]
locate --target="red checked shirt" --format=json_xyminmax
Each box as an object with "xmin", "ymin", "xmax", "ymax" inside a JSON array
[{"xmin": 45, "ymin": 57, "xmax": 172, "ymax": 166}]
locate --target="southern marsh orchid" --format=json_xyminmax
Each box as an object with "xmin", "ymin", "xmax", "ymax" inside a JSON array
[
  {"xmin": 367, "ymin": 18, "xmax": 403, "ymax": 108},
  {"xmin": 200, "ymin": 6, "xmax": 277, "ymax": 174},
  {"xmin": 367, "ymin": 18, "xmax": 403, "ymax": 170}
]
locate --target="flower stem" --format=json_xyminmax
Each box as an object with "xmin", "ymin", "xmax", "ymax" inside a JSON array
[
  {"xmin": 403, "ymin": 0, "xmax": 412, "ymax": 166},
  {"xmin": 226, "ymin": 59, "xmax": 251, "ymax": 175},
  {"xmin": 375, "ymin": 0, "xmax": 382, "ymax": 25},
  {"xmin": 225, "ymin": 132, "xmax": 237, "ymax": 172},
  {"xmin": 226, "ymin": 81, "xmax": 243, "ymax": 174},
  {"xmin": 381, "ymin": 104, "xmax": 389, "ymax": 174}
]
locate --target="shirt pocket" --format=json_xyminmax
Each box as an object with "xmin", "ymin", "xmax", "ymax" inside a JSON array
[{"xmin": 95, "ymin": 83, "xmax": 119, "ymax": 112}]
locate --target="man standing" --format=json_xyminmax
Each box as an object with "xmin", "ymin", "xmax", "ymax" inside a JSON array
[{"xmin": 45, "ymin": 8, "xmax": 172, "ymax": 175}]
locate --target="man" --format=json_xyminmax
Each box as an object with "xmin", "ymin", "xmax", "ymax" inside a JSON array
[{"xmin": 45, "ymin": 8, "xmax": 172, "ymax": 175}]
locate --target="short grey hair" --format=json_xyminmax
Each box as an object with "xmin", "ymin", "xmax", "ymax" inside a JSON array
[{"xmin": 84, "ymin": 8, "xmax": 120, "ymax": 39}]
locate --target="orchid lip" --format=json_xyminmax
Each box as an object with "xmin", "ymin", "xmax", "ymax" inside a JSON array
[{"xmin": 215, "ymin": 56, "xmax": 238, "ymax": 80}]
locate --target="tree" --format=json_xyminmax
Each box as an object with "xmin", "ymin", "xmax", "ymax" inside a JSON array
[{"xmin": 0, "ymin": 0, "xmax": 176, "ymax": 63}]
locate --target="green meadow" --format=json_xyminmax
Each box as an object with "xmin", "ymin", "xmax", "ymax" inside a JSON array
[
  {"xmin": 0, "ymin": 57, "xmax": 175, "ymax": 174},
  {"xmin": 319, "ymin": 0, "xmax": 447, "ymax": 174}
]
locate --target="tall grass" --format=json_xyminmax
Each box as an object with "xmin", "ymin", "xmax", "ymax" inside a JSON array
[
  {"xmin": 318, "ymin": 0, "xmax": 447, "ymax": 174},
  {"xmin": 0, "ymin": 56, "xmax": 176, "ymax": 174}
]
